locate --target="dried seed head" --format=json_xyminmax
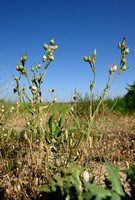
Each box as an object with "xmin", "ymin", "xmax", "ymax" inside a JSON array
[
  {"xmin": 52, "ymin": 96, "xmax": 57, "ymax": 103},
  {"xmin": 43, "ymin": 54, "xmax": 46, "ymax": 62},
  {"xmin": 52, "ymin": 45, "xmax": 58, "ymax": 50},
  {"xmin": 56, "ymin": 159, "xmax": 61, "ymax": 167},
  {"xmin": 112, "ymin": 64, "xmax": 117, "ymax": 72},
  {"xmin": 31, "ymin": 85, "xmax": 36, "ymax": 91},
  {"xmin": 49, "ymin": 55, "xmax": 54, "ymax": 61}
]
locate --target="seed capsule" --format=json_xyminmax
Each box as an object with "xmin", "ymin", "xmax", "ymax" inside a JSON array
[
  {"xmin": 43, "ymin": 54, "xmax": 46, "ymax": 62},
  {"xmin": 23, "ymin": 54, "xmax": 27, "ymax": 62},
  {"xmin": 31, "ymin": 66, "xmax": 35, "ymax": 72},
  {"xmin": 50, "ymin": 38, "xmax": 55, "ymax": 45},
  {"xmin": 19, "ymin": 65, "xmax": 24, "ymax": 71},
  {"xmin": 121, "ymin": 64, "xmax": 128, "ymax": 71},
  {"xmin": 37, "ymin": 75, "xmax": 42, "ymax": 83},
  {"xmin": 118, "ymin": 42, "xmax": 121, "ymax": 49},
  {"xmin": 52, "ymin": 87, "xmax": 55, "ymax": 92},
  {"xmin": 83, "ymin": 56, "xmax": 88, "ymax": 62},
  {"xmin": 125, "ymin": 48, "xmax": 129, "ymax": 55},
  {"xmin": 37, "ymin": 63, "xmax": 41, "ymax": 68},
  {"xmin": 121, "ymin": 40, "xmax": 125, "ymax": 47},
  {"xmin": 88, "ymin": 55, "xmax": 91, "ymax": 63},
  {"xmin": 43, "ymin": 43, "xmax": 48, "ymax": 50},
  {"xmin": 14, "ymin": 76, "xmax": 19, "ymax": 81}
]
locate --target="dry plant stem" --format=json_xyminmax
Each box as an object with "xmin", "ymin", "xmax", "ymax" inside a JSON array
[
  {"xmin": 44, "ymin": 143, "xmax": 49, "ymax": 182},
  {"xmin": 35, "ymin": 61, "xmax": 50, "ymax": 98},
  {"xmin": 27, "ymin": 136, "xmax": 35, "ymax": 164},
  {"xmin": 88, "ymin": 62, "xmax": 122, "ymax": 135}
]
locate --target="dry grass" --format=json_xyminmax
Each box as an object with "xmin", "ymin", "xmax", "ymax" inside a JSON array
[{"xmin": 0, "ymin": 109, "xmax": 135, "ymax": 199}]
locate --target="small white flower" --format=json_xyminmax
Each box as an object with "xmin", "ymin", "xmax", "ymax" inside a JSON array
[
  {"xmin": 82, "ymin": 171, "xmax": 90, "ymax": 182},
  {"xmin": 27, "ymin": 122, "xmax": 30, "ymax": 126}
]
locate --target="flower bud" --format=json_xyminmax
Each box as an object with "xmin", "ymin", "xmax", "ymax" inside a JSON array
[
  {"xmin": 125, "ymin": 48, "xmax": 129, "ymax": 55},
  {"xmin": 37, "ymin": 75, "xmax": 42, "ymax": 83},
  {"xmin": 31, "ymin": 66, "xmax": 35, "ymax": 72},
  {"xmin": 49, "ymin": 55, "xmax": 54, "ymax": 61},
  {"xmin": 52, "ymin": 87, "xmax": 55, "ymax": 92},
  {"xmin": 118, "ymin": 42, "xmax": 121, "ymax": 49},
  {"xmin": 43, "ymin": 43, "xmax": 48, "ymax": 50},
  {"xmin": 35, "ymin": 66, "xmax": 38, "ymax": 72},
  {"xmin": 52, "ymin": 45, "xmax": 59, "ymax": 50},
  {"xmin": 109, "ymin": 66, "xmax": 113, "ymax": 78},
  {"xmin": 121, "ymin": 57, "xmax": 126, "ymax": 64},
  {"xmin": 31, "ymin": 76, "xmax": 36, "ymax": 83},
  {"xmin": 47, "ymin": 48, "xmax": 51, "ymax": 55},
  {"xmin": 121, "ymin": 40, "xmax": 125, "ymax": 47},
  {"xmin": 37, "ymin": 63, "xmax": 41, "ymax": 68},
  {"xmin": 49, "ymin": 88, "xmax": 52, "ymax": 93},
  {"xmin": 83, "ymin": 56, "xmax": 88, "ymax": 62},
  {"xmin": 92, "ymin": 56, "xmax": 95, "ymax": 64},
  {"xmin": 16, "ymin": 65, "xmax": 20, "ymax": 71},
  {"xmin": 16, "ymin": 65, "xmax": 24, "ymax": 71},
  {"xmin": 20, "ymin": 54, "xmax": 27, "ymax": 63},
  {"xmin": 13, "ymin": 87, "xmax": 18, "ymax": 93},
  {"xmin": 121, "ymin": 64, "xmax": 128, "ymax": 71},
  {"xmin": 50, "ymin": 38, "xmax": 55, "ymax": 45},
  {"xmin": 14, "ymin": 76, "xmax": 19, "ymax": 81},
  {"xmin": 88, "ymin": 55, "xmax": 91, "ymax": 63},
  {"xmin": 93, "ymin": 49, "xmax": 96, "ymax": 57}
]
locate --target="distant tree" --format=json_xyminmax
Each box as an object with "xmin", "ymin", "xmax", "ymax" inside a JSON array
[{"xmin": 124, "ymin": 82, "xmax": 135, "ymax": 111}]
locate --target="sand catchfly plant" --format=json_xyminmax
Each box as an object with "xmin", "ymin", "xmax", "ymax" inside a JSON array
[
  {"xmin": 83, "ymin": 36, "xmax": 129, "ymax": 128},
  {"xmin": 13, "ymin": 38, "xmax": 58, "ymax": 104}
]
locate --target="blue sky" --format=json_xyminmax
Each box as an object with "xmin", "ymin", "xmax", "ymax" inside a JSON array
[{"xmin": 0, "ymin": 0, "xmax": 135, "ymax": 102}]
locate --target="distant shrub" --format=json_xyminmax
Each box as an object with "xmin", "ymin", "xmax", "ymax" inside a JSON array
[{"xmin": 124, "ymin": 82, "xmax": 135, "ymax": 112}]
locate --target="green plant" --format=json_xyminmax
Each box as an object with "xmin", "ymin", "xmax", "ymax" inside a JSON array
[{"xmin": 35, "ymin": 159, "xmax": 135, "ymax": 200}]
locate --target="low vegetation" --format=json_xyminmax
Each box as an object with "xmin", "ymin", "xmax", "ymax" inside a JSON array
[{"xmin": 0, "ymin": 37, "xmax": 135, "ymax": 200}]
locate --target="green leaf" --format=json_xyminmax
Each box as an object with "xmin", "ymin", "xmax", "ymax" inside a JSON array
[
  {"xmin": 48, "ymin": 115, "xmax": 56, "ymax": 135},
  {"xmin": 105, "ymin": 158, "xmax": 125, "ymax": 196},
  {"xmin": 83, "ymin": 180, "xmax": 112, "ymax": 198}
]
